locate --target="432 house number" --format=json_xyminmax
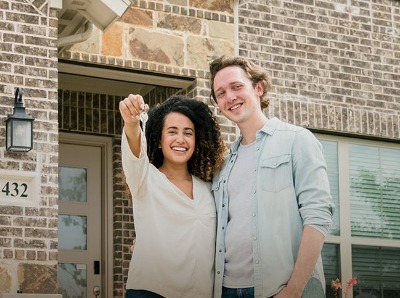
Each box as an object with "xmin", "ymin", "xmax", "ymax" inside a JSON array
[{"xmin": 1, "ymin": 182, "xmax": 28, "ymax": 198}]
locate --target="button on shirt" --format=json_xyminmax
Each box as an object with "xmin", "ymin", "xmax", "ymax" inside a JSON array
[{"xmin": 212, "ymin": 118, "xmax": 334, "ymax": 298}]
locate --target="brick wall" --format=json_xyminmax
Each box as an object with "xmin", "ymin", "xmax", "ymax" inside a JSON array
[
  {"xmin": 238, "ymin": 0, "xmax": 400, "ymax": 139},
  {"xmin": 0, "ymin": 0, "xmax": 58, "ymax": 293}
]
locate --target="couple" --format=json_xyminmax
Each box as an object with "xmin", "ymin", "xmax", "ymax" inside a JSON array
[{"xmin": 120, "ymin": 56, "xmax": 334, "ymax": 298}]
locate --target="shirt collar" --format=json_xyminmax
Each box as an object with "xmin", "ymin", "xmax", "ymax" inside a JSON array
[
  {"xmin": 260, "ymin": 117, "xmax": 280, "ymax": 135},
  {"xmin": 229, "ymin": 117, "xmax": 281, "ymax": 154}
]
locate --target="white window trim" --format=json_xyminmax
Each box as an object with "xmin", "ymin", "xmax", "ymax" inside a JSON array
[{"xmin": 316, "ymin": 133, "xmax": 400, "ymax": 293}]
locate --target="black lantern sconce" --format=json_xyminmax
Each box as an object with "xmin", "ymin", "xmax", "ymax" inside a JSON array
[{"xmin": 6, "ymin": 88, "xmax": 35, "ymax": 152}]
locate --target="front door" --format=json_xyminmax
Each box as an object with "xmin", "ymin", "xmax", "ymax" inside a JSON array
[{"xmin": 58, "ymin": 137, "xmax": 105, "ymax": 298}]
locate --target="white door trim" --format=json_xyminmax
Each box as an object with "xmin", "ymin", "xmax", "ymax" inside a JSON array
[{"xmin": 59, "ymin": 132, "xmax": 113, "ymax": 298}]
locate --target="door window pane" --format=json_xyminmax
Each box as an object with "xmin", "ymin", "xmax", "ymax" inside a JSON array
[
  {"xmin": 349, "ymin": 145, "xmax": 400, "ymax": 240},
  {"xmin": 320, "ymin": 140, "xmax": 340, "ymax": 236},
  {"xmin": 59, "ymin": 167, "xmax": 87, "ymax": 202},
  {"xmin": 352, "ymin": 246, "xmax": 400, "ymax": 298},
  {"xmin": 58, "ymin": 215, "xmax": 87, "ymax": 250},
  {"xmin": 58, "ymin": 263, "xmax": 87, "ymax": 298}
]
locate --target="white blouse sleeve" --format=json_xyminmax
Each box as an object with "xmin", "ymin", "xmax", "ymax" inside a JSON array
[{"xmin": 121, "ymin": 128, "xmax": 149, "ymax": 198}]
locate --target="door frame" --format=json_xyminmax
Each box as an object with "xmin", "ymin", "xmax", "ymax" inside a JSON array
[{"xmin": 59, "ymin": 132, "xmax": 114, "ymax": 298}]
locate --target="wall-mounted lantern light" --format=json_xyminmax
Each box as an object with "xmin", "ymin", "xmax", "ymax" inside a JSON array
[{"xmin": 6, "ymin": 88, "xmax": 35, "ymax": 152}]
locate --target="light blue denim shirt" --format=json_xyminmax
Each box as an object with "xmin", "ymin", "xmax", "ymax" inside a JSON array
[{"xmin": 212, "ymin": 117, "xmax": 334, "ymax": 298}]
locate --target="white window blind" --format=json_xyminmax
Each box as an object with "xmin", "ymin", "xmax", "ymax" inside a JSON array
[
  {"xmin": 349, "ymin": 144, "xmax": 400, "ymax": 240},
  {"xmin": 352, "ymin": 246, "xmax": 400, "ymax": 296}
]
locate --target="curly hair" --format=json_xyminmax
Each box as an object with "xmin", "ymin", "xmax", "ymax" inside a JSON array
[
  {"xmin": 146, "ymin": 95, "xmax": 226, "ymax": 182},
  {"xmin": 209, "ymin": 55, "xmax": 272, "ymax": 110}
]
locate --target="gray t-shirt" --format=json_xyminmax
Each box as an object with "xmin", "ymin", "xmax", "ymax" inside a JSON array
[{"xmin": 224, "ymin": 141, "xmax": 255, "ymax": 288}]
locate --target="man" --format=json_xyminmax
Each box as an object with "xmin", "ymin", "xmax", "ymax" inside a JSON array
[{"xmin": 210, "ymin": 56, "xmax": 334, "ymax": 298}]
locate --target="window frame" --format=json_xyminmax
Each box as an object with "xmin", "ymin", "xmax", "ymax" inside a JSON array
[{"xmin": 316, "ymin": 133, "xmax": 400, "ymax": 288}]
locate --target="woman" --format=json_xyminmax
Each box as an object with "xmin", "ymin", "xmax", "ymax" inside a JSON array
[{"xmin": 120, "ymin": 94, "xmax": 226, "ymax": 298}]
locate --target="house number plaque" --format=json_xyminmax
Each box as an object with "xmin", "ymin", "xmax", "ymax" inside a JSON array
[
  {"xmin": 0, "ymin": 170, "xmax": 38, "ymax": 206},
  {"xmin": 1, "ymin": 181, "xmax": 28, "ymax": 198}
]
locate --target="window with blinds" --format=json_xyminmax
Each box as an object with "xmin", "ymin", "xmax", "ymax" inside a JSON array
[{"xmin": 318, "ymin": 137, "xmax": 400, "ymax": 298}]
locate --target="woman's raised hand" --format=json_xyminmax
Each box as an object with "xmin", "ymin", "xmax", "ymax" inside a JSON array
[{"xmin": 119, "ymin": 94, "xmax": 149, "ymax": 125}]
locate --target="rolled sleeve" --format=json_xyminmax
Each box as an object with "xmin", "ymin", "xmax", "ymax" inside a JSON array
[{"xmin": 292, "ymin": 129, "xmax": 335, "ymax": 236}]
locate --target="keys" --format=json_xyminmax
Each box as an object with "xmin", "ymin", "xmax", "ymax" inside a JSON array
[{"xmin": 140, "ymin": 112, "xmax": 148, "ymax": 136}]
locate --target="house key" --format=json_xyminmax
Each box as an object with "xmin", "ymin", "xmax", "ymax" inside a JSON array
[{"xmin": 140, "ymin": 111, "xmax": 148, "ymax": 136}]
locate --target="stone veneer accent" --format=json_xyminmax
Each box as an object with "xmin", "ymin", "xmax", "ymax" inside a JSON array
[{"xmin": 0, "ymin": 0, "xmax": 59, "ymax": 294}]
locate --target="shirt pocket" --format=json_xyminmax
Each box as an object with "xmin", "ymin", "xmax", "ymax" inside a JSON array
[{"xmin": 261, "ymin": 154, "xmax": 292, "ymax": 192}]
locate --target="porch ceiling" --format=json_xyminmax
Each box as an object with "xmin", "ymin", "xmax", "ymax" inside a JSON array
[{"xmin": 58, "ymin": 61, "xmax": 194, "ymax": 97}]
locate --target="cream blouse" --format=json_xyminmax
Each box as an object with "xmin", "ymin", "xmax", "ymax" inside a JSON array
[{"xmin": 122, "ymin": 131, "xmax": 216, "ymax": 298}]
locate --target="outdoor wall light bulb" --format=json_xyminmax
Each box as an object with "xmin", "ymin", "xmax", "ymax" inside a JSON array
[{"xmin": 6, "ymin": 88, "xmax": 35, "ymax": 152}]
